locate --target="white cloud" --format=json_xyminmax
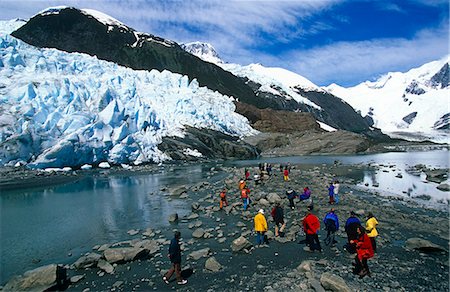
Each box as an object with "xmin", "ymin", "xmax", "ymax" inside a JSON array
[{"xmin": 275, "ymin": 23, "xmax": 449, "ymax": 86}]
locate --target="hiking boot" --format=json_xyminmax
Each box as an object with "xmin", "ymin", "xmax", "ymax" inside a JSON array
[
  {"xmin": 162, "ymin": 276, "xmax": 169, "ymax": 284},
  {"xmin": 177, "ymin": 279, "xmax": 188, "ymax": 285}
]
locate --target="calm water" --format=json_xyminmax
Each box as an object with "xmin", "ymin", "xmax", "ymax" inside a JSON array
[{"xmin": 1, "ymin": 150, "xmax": 449, "ymax": 283}]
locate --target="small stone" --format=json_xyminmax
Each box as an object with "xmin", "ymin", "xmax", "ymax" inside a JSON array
[{"xmin": 192, "ymin": 228, "xmax": 205, "ymax": 239}]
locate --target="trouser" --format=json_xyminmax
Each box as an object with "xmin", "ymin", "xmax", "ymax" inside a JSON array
[
  {"xmin": 334, "ymin": 193, "xmax": 339, "ymax": 204},
  {"xmin": 306, "ymin": 234, "xmax": 322, "ymax": 251},
  {"xmin": 256, "ymin": 231, "xmax": 265, "ymax": 245},
  {"xmin": 324, "ymin": 230, "xmax": 336, "ymax": 246},
  {"xmin": 369, "ymin": 236, "xmax": 377, "ymax": 252},
  {"xmin": 242, "ymin": 198, "xmax": 249, "ymax": 210},
  {"xmin": 288, "ymin": 198, "xmax": 295, "ymax": 209},
  {"xmin": 353, "ymin": 256, "xmax": 369, "ymax": 274},
  {"xmin": 220, "ymin": 199, "xmax": 228, "ymax": 209},
  {"xmin": 275, "ymin": 221, "xmax": 286, "ymax": 236},
  {"xmin": 329, "ymin": 195, "xmax": 334, "ymax": 204},
  {"xmin": 165, "ymin": 262, "xmax": 182, "ymax": 282},
  {"xmin": 284, "ymin": 175, "xmax": 289, "ymax": 181}
]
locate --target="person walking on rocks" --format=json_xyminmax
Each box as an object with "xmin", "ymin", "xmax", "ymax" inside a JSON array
[
  {"xmin": 245, "ymin": 169, "xmax": 250, "ymax": 181},
  {"xmin": 283, "ymin": 167, "xmax": 290, "ymax": 181},
  {"xmin": 365, "ymin": 212, "xmax": 379, "ymax": 252},
  {"xmin": 241, "ymin": 186, "xmax": 251, "ymax": 211},
  {"xmin": 302, "ymin": 206, "xmax": 322, "ymax": 252},
  {"xmin": 238, "ymin": 179, "xmax": 246, "ymax": 191},
  {"xmin": 219, "ymin": 188, "xmax": 228, "ymax": 210},
  {"xmin": 163, "ymin": 231, "xmax": 188, "ymax": 285},
  {"xmin": 351, "ymin": 225, "xmax": 374, "ymax": 278},
  {"xmin": 254, "ymin": 209, "xmax": 268, "ymax": 246},
  {"xmin": 286, "ymin": 189, "xmax": 298, "ymax": 210},
  {"xmin": 333, "ymin": 180, "xmax": 340, "ymax": 204},
  {"xmin": 327, "ymin": 182, "xmax": 335, "ymax": 204},
  {"xmin": 266, "ymin": 164, "xmax": 272, "ymax": 176},
  {"xmin": 344, "ymin": 211, "xmax": 361, "ymax": 253},
  {"xmin": 271, "ymin": 202, "xmax": 286, "ymax": 237},
  {"xmin": 323, "ymin": 208, "xmax": 339, "ymax": 246}
]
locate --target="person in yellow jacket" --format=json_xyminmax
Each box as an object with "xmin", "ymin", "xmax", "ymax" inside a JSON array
[
  {"xmin": 365, "ymin": 212, "xmax": 379, "ymax": 252},
  {"xmin": 254, "ymin": 209, "xmax": 268, "ymax": 247}
]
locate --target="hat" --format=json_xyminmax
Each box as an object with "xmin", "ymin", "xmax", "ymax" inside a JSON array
[
  {"xmin": 350, "ymin": 211, "xmax": 356, "ymax": 216},
  {"xmin": 258, "ymin": 209, "xmax": 264, "ymax": 214}
]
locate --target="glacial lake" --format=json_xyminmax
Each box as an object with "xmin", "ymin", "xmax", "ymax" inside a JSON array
[{"xmin": 1, "ymin": 150, "xmax": 449, "ymax": 284}]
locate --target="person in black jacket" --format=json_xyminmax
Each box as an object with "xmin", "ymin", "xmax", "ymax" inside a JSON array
[{"xmin": 163, "ymin": 231, "xmax": 187, "ymax": 285}]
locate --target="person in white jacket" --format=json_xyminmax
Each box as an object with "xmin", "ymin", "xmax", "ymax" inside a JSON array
[{"xmin": 333, "ymin": 180, "xmax": 340, "ymax": 204}]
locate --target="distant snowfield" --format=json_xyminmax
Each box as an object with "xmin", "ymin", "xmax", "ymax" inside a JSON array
[
  {"xmin": 326, "ymin": 56, "xmax": 450, "ymax": 144},
  {"xmin": 0, "ymin": 33, "xmax": 257, "ymax": 168}
]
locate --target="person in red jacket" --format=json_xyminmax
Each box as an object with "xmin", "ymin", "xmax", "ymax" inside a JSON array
[
  {"xmin": 302, "ymin": 206, "xmax": 322, "ymax": 252},
  {"xmin": 350, "ymin": 225, "xmax": 374, "ymax": 278}
]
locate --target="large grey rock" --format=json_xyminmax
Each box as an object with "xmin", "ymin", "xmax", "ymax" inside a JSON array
[
  {"xmin": 4, "ymin": 264, "xmax": 61, "ymax": 292},
  {"xmin": 267, "ymin": 193, "xmax": 282, "ymax": 204},
  {"xmin": 258, "ymin": 198, "xmax": 270, "ymax": 206},
  {"xmin": 131, "ymin": 239, "xmax": 160, "ymax": 255},
  {"xmin": 74, "ymin": 252, "xmax": 102, "ymax": 269},
  {"xmin": 320, "ymin": 272, "xmax": 351, "ymax": 292},
  {"xmin": 205, "ymin": 256, "xmax": 223, "ymax": 272},
  {"xmin": 168, "ymin": 213, "xmax": 178, "ymax": 223},
  {"xmin": 188, "ymin": 248, "xmax": 211, "ymax": 260},
  {"xmin": 437, "ymin": 183, "xmax": 450, "ymax": 191},
  {"xmin": 103, "ymin": 247, "xmax": 147, "ymax": 264},
  {"xmin": 297, "ymin": 260, "xmax": 313, "ymax": 273},
  {"xmin": 405, "ymin": 238, "xmax": 446, "ymax": 252},
  {"xmin": 97, "ymin": 259, "xmax": 114, "ymax": 274},
  {"xmin": 231, "ymin": 236, "xmax": 252, "ymax": 252},
  {"xmin": 192, "ymin": 228, "xmax": 205, "ymax": 238},
  {"xmin": 171, "ymin": 186, "xmax": 188, "ymax": 196}
]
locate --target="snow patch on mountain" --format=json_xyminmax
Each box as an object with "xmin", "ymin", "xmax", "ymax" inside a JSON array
[
  {"xmin": 326, "ymin": 56, "xmax": 450, "ymax": 143},
  {"xmin": 221, "ymin": 63, "xmax": 322, "ymax": 109},
  {"xmin": 181, "ymin": 42, "xmax": 224, "ymax": 64},
  {"xmin": 0, "ymin": 34, "xmax": 257, "ymax": 168}
]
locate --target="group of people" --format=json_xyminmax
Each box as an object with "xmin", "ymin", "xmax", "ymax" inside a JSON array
[{"xmin": 163, "ymin": 164, "xmax": 379, "ymax": 286}]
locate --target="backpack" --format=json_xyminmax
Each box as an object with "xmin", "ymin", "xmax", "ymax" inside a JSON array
[{"xmin": 325, "ymin": 218, "xmax": 337, "ymax": 232}]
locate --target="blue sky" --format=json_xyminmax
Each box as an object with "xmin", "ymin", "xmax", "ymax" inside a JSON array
[{"xmin": 1, "ymin": 0, "xmax": 448, "ymax": 86}]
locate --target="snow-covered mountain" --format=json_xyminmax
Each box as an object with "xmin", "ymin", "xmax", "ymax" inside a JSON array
[
  {"xmin": 183, "ymin": 42, "xmax": 380, "ymax": 135},
  {"xmin": 0, "ymin": 19, "xmax": 26, "ymax": 34},
  {"xmin": 0, "ymin": 33, "xmax": 257, "ymax": 168},
  {"xmin": 181, "ymin": 42, "xmax": 224, "ymax": 64},
  {"xmin": 326, "ymin": 56, "xmax": 450, "ymax": 143}
]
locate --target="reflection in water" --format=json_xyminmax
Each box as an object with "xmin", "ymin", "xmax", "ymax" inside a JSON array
[{"xmin": 0, "ymin": 164, "xmax": 214, "ymax": 284}]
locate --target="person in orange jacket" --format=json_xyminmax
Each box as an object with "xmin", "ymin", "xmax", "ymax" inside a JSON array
[
  {"xmin": 238, "ymin": 179, "xmax": 246, "ymax": 190},
  {"xmin": 351, "ymin": 225, "xmax": 374, "ymax": 278},
  {"xmin": 302, "ymin": 206, "xmax": 322, "ymax": 252},
  {"xmin": 241, "ymin": 186, "xmax": 250, "ymax": 210},
  {"xmin": 219, "ymin": 188, "xmax": 228, "ymax": 209}
]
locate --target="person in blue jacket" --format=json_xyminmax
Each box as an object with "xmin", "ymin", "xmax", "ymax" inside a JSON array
[
  {"xmin": 163, "ymin": 231, "xmax": 188, "ymax": 285},
  {"xmin": 286, "ymin": 189, "xmax": 298, "ymax": 210},
  {"xmin": 344, "ymin": 211, "xmax": 361, "ymax": 253},
  {"xmin": 323, "ymin": 208, "xmax": 339, "ymax": 246}
]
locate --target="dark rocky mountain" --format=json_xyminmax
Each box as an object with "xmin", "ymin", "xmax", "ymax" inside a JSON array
[
  {"xmin": 11, "ymin": 7, "xmax": 261, "ymax": 108},
  {"xmin": 429, "ymin": 63, "xmax": 449, "ymax": 89}
]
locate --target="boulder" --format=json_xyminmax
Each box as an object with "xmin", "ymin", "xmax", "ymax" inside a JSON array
[
  {"xmin": 188, "ymin": 248, "xmax": 211, "ymax": 260},
  {"xmin": 168, "ymin": 213, "xmax": 178, "ymax": 223},
  {"xmin": 127, "ymin": 229, "xmax": 139, "ymax": 236},
  {"xmin": 231, "ymin": 236, "xmax": 252, "ymax": 252},
  {"xmin": 191, "ymin": 202, "xmax": 201, "ymax": 211},
  {"xmin": 205, "ymin": 256, "xmax": 223, "ymax": 272},
  {"xmin": 258, "ymin": 198, "xmax": 270, "ymax": 206},
  {"xmin": 267, "ymin": 193, "xmax": 282, "ymax": 204},
  {"xmin": 74, "ymin": 252, "xmax": 102, "ymax": 269},
  {"xmin": 187, "ymin": 213, "xmax": 199, "ymax": 220},
  {"xmin": 97, "ymin": 259, "xmax": 114, "ymax": 274},
  {"xmin": 171, "ymin": 186, "xmax": 188, "ymax": 196},
  {"xmin": 437, "ymin": 183, "xmax": 450, "ymax": 192},
  {"xmin": 4, "ymin": 264, "xmax": 64, "ymax": 292},
  {"xmin": 297, "ymin": 260, "xmax": 314, "ymax": 273},
  {"xmin": 192, "ymin": 228, "xmax": 205, "ymax": 238},
  {"xmin": 70, "ymin": 275, "xmax": 85, "ymax": 284},
  {"xmin": 405, "ymin": 238, "xmax": 446, "ymax": 252},
  {"xmin": 320, "ymin": 272, "xmax": 351, "ymax": 292},
  {"xmin": 103, "ymin": 247, "xmax": 147, "ymax": 263},
  {"xmin": 132, "ymin": 239, "xmax": 160, "ymax": 255}
]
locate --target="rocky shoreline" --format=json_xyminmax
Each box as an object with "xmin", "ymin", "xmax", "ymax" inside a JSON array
[{"xmin": 2, "ymin": 162, "xmax": 448, "ymax": 291}]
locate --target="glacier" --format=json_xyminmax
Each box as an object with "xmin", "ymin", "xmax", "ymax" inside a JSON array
[{"xmin": 0, "ymin": 33, "xmax": 257, "ymax": 168}]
